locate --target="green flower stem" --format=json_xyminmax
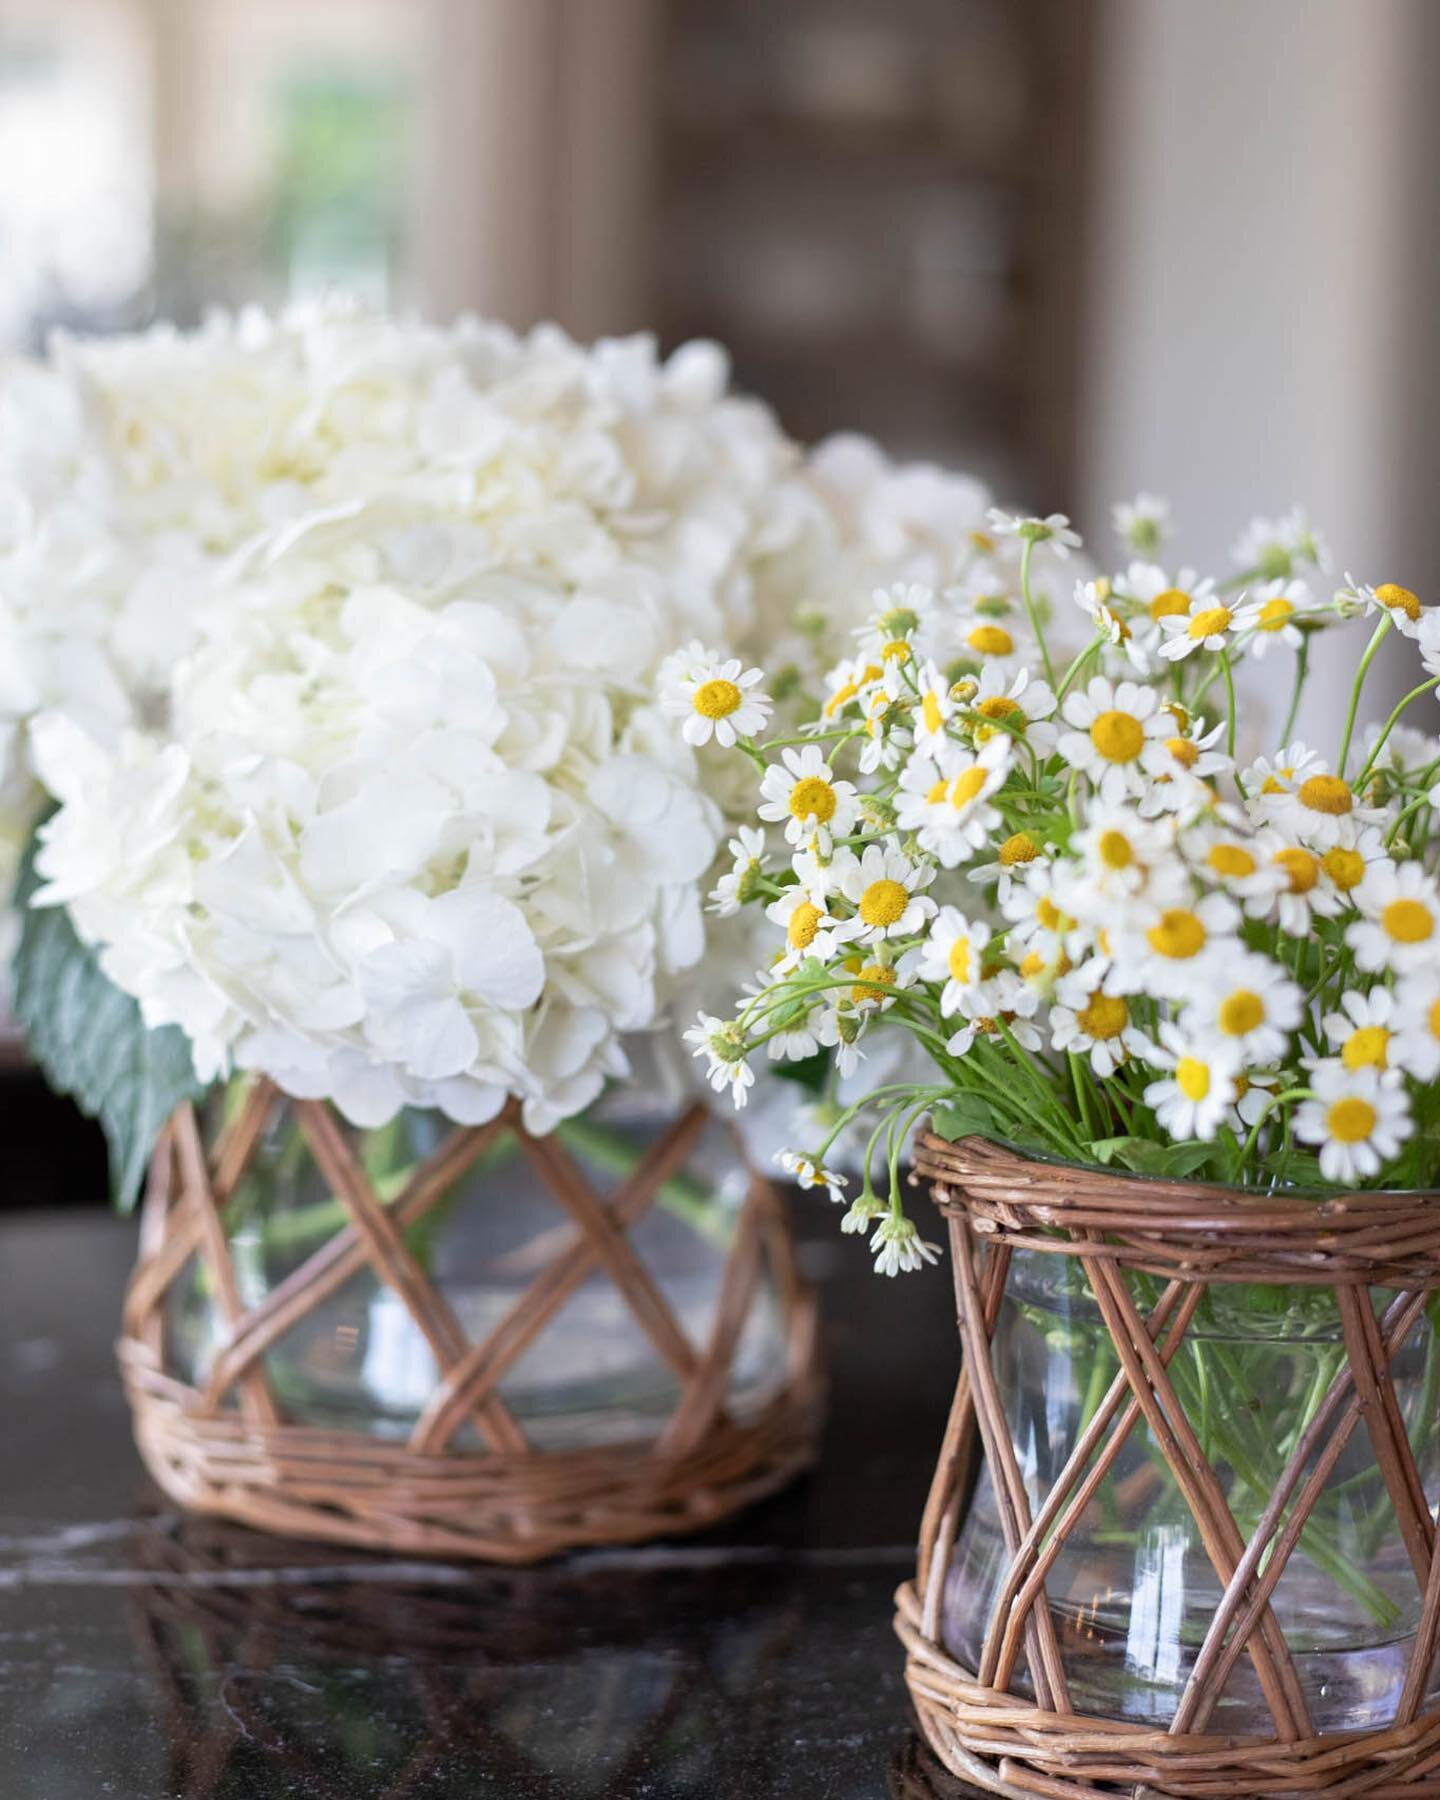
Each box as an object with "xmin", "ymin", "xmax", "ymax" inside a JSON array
[
  {"xmin": 1278, "ymin": 633, "xmax": 1310, "ymax": 750},
  {"xmin": 1337, "ymin": 614, "xmax": 1393, "ymax": 776},
  {"xmin": 1018, "ymin": 537, "xmax": 1058, "ymax": 688},
  {"xmin": 1354, "ymin": 675, "xmax": 1440, "ymax": 787},
  {"xmin": 1219, "ymin": 648, "xmax": 1238, "ymax": 760}
]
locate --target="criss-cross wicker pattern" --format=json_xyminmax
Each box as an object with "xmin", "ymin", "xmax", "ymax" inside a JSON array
[
  {"xmin": 896, "ymin": 1132, "xmax": 1440, "ymax": 1799},
  {"xmin": 118, "ymin": 1080, "xmax": 823, "ymax": 1562}
]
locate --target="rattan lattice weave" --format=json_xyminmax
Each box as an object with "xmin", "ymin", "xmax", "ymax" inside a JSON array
[
  {"xmin": 119, "ymin": 1080, "xmax": 823, "ymax": 1561},
  {"xmin": 897, "ymin": 1133, "xmax": 1440, "ymax": 1800}
]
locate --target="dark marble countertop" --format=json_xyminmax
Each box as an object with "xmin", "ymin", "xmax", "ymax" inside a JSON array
[{"xmin": 0, "ymin": 1206, "xmax": 983, "ymax": 1799}]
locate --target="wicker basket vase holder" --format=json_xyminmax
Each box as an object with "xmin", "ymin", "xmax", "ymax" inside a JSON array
[
  {"xmin": 119, "ymin": 1080, "xmax": 823, "ymax": 1562},
  {"xmin": 897, "ymin": 1133, "xmax": 1440, "ymax": 1800}
]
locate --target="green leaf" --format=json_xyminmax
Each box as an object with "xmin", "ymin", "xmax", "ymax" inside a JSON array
[
  {"xmin": 10, "ymin": 827, "xmax": 204, "ymax": 1210},
  {"xmin": 931, "ymin": 1093, "xmax": 1004, "ymax": 1144},
  {"xmin": 1090, "ymin": 1136, "xmax": 1221, "ymax": 1179}
]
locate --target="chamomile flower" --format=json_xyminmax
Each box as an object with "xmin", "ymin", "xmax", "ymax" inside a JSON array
[
  {"xmin": 709, "ymin": 826, "xmax": 766, "ymax": 916},
  {"xmin": 1393, "ymin": 978, "xmax": 1440, "ymax": 1081},
  {"xmin": 661, "ymin": 643, "xmax": 771, "ymax": 747},
  {"xmin": 1233, "ymin": 579, "xmax": 1320, "ymax": 656},
  {"xmin": 855, "ymin": 582, "xmax": 935, "ymax": 658},
  {"xmin": 1250, "ymin": 830, "xmax": 1343, "ymax": 936},
  {"xmin": 945, "ymin": 972, "xmax": 1042, "ymax": 1056},
  {"xmin": 1261, "ymin": 763, "xmax": 1385, "ymax": 850},
  {"xmin": 954, "ymin": 612, "xmax": 1028, "ymax": 674},
  {"xmin": 1143, "ymin": 1025, "xmax": 1242, "ymax": 1141},
  {"xmin": 1120, "ymin": 564, "xmax": 1218, "ymax": 654},
  {"xmin": 961, "ymin": 666, "xmax": 1057, "ymax": 755},
  {"xmin": 832, "ymin": 840, "xmax": 936, "ymax": 943},
  {"xmin": 966, "ymin": 829, "xmax": 1048, "ymax": 904},
  {"xmin": 1233, "ymin": 507, "xmax": 1330, "ymax": 578},
  {"xmin": 870, "ymin": 1214, "xmax": 942, "ymax": 1277},
  {"xmin": 1113, "ymin": 493, "xmax": 1170, "ymax": 555},
  {"xmin": 1242, "ymin": 741, "xmax": 1328, "ymax": 820},
  {"xmin": 765, "ymin": 886, "xmax": 853, "ymax": 970},
  {"xmin": 1050, "ymin": 962, "xmax": 1148, "ymax": 1075},
  {"xmin": 1056, "ymin": 676, "xmax": 1171, "ymax": 802},
  {"xmin": 1069, "ymin": 805, "xmax": 1182, "ymax": 905},
  {"xmin": 1320, "ymin": 988, "xmax": 1397, "ymax": 1074},
  {"xmin": 1352, "ymin": 577, "xmax": 1427, "ymax": 639},
  {"xmin": 1227, "ymin": 1069, "xmax": 1285, "ymax": 1137},
  {"xmin": 1314, "ymin": 821, "xmax": 1392, "ymax": 906},
  {"xmin": 1294, "ymin": 1063, "xmax": 1411, "ymax": 1183},
  {"xmin": 911, "ymin": 658, "xmax": 956, "ymax": 751},
  {"xmin": 683, "ymin": 1013, "xmax": 755, "ymax": 1107},
  {"xmin": 820, "ymin": 653, "xmax": 884, "ymax": 722},
  {"xmin": 1186, "ymin": 949, "xmax": 1303, "ymax": 1065},
  {"xmin": 1075, "ymin": 578, "xmax": 1151, "ymax": 673},
  {"xmin": 1158, "ymin": 593, "xmax": 1242, "ymax": 661},
  {"xmin": 840, "ymin": 952, "xmax": 910, "ymax": 1014},
  {"xmin": 1348, "ymin": 861, "xmax": 1440, "ymax": 973},
  {"xmin": 757, "ymin": 745, "xmax": 861, "ymax": 850},
  {"xmin": 1001, "ymin": 863, "xmax": 1089, "ymax": 965},
  {"xmin": 1182, "ymin": 821, "xmax": 1287, "ymax": 908},
  {"xmin": 775, "ymin": 1149, "xmax": 848, "ymax": 1204},
  {"xmin": 917, "ymin": 907, "xmax": 994, "ymax": 1018},
  {"xmin": 894, "ymin": 738, "xmax": 1009, "ymax": 867},
  {"xmin": 1113, "ymin": 890, "xmax": 1241, "ymax": 998},
  {"xmin": 985, "ymin": 508, "xmax": 1082, "ymax": 557},
  {"xmin": 1140, "ymin": 717, "xmax": 1233, "ymax": 814}
]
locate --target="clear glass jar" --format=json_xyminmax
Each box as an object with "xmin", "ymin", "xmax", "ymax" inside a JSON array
[
  {"xmin": 166, "ymin": 1061, "xmax": 790, "ymax": 1453},
  {"xmin": 942, "ymin": 1250, "xmax": 1440, "ymax": 1732}
]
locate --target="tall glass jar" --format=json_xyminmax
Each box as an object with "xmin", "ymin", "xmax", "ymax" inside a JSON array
[
  {"xmin": 164, "ymin": 1053, "xmax": 793, "ymax": 1454},
  {"xmin": 941, "ymin": 1249, "xmax": 1440, "ymax": 1732}
]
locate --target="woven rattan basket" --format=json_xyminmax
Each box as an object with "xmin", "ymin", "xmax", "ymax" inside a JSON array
[
  {"xmin": 896, "ymin": 1132, "xmax": 1440, "ymax": 1800},
  {"xmin": 119, "ymin": 1079, "xmax": 823, "ymax": 1562}
]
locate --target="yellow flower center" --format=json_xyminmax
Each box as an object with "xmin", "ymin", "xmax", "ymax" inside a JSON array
[
  {"xmin": 999, "ymin": 832, "xmax": 1039, "ymax": 868},
  {"xmin": 788, "ymin": 776, "xmax": 837, "ymax": 824},
  {"xmin": 977, "ymin": 694, "xmax": 1022, "ymax": 721},
  {"xmin": 1218, "ymin": 990, "xmax": 1265, "ymax": 1036},
  {"xmin": 1273, "ymin": 847, "xmax": 1319, "ymax": 894},
  {"xmin": 921, "ymin": 691, "xmax": 944, "ymax": 735},
  {"xmin": 1020, "ymin": 949, "xmax": 1071, "ymax": 980},
  {"xmin": 1078, "ymin": 993, "xmax": 1129, "ymax": 1040},
  {"xmin": 1342, "ymin": 1026, "xmax": 1390, "ymax": 1071},
  {"xmin": 852, "ymin": 964, "xmax": 896, "ymax": 1003},
  {"xmin": 693, "ymin": 677, "xmax": 741, "ymax": 719},
  {"xmin": 1036, "ymin": 896, "xmax": 1071, "ymax": 932},
  {"xmin": 949, "ymin": 766, "xmax": 990, "ymax": 808},
  {"xmin": 1187, "ymin": 605, "xmax": 1233, "ymax": 639},
  {"xmin": 1261, "ymin": 767, "xmax": 1295, "ymax": 794},
  {"xmin": 1097, "ymin": 829, "xmax": 1133, "ymax": 870},
  {"xmin": 926, "ymin": 778, "xmax": 949, "ymax": 804},
  {"xmin": 1257, "ymin": 597, "xmax": 1294, "ymax": 630},
  {"xmin": 969, "ymin": 529, "xmax": 996, "ymax": 553},
  {"xmin": 1208, "ymin": 843, "xmax": 1257, "ymax": 879},
  {"xmin": 1166, "ymin": 736, "xmax": 1199, "ymax": 769},
  {"xmin": 787, "ymin": 902, "xmax": 824, "ymax": 949},
  {"xmin": 824, "ymin": 680, "xmax": 859, "ymax": 717},
  {"xmin": 881, "ymin": 639, "xmax": 911, "ymax": 662},
  {"xmin": 1090, "ymin": 710, "xmax": 1146, "ymax": 763},
  {"xmin": 1382, "ymin": 898, "xmax": 1434, "ymax": 944},
  {"xmin": 1428, "ymin": 998, "xmax": 1440, "ymax": 1040},
  {"xmin": 1299, "ymin": 774, "xmax": 1353, "ymax": 816},
  {"xmin": 1149, "ymin": 587, "xmax": 1191, "ymax": 621},
  {"xmin": 1375, "ymin": 582, "xmax": 1421, "ymax": 621},
  {"xmin": 948, "ymin": 938, "xmax": 972, "ymax": 984},
  {"xmin": 859, "ymin": 879, "xmax": 909, "ymax": 927},
  {"xmin": 1327, "ymin": 1096, "xmax": 1377, "ymax": 1144},
  {"xmin": 1176, "ymin": 1058, "xmax": 1211, "ymax": 1101},
  {"xmin": 966, "ymin": 624, "xmax": 1014, "ymax": 657},
  {"xmin": 1147, "ymin": 909, "xmax": 1206, "ymax": 959},
  {"xmin": 1319, "ymin": 847, "xmax": 1364, "ymax": 891}
]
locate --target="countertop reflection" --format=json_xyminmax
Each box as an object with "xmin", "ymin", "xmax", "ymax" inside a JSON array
[{"xmin": 0, "ymin": 1209, "xmax": 983, "ymax": 1798}]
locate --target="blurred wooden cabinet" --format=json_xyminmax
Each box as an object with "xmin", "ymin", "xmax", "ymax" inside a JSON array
[{"xmin": 655, "ymin": 0, "xmax": 1092, "ymax": 504}]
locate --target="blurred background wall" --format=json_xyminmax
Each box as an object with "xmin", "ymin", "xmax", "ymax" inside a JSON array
[{"xmin": 0, "ymin": 0, "xmax": 1433, "ymax": 1193}]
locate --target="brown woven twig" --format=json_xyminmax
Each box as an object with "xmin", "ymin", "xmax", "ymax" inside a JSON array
[
  {"xmin": 119, "ymin": 1081, "xmax": 823, "ymax": 1562},
  {"xmin": 898, "ymin": 1132, "xmax": 1440, "ymax": 1799}
]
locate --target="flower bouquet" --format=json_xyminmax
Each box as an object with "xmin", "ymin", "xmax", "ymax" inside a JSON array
[{"xmin": 675, "ymin": 497, "xmax": 1440, "ymax": 1791}]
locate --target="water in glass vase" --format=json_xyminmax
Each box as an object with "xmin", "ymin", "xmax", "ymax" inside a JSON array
[
  {"xmin": 166, "ymin": 1072, "xmax": 789, "ymax": 1453},
  {"xmin": 942, "ymin": 1250, "xmax": 1440, "ymax": 1733}
]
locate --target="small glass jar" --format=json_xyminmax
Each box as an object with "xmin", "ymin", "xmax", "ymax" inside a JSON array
[
  {"xmin": 942, "ymin": 1249, "xmax": 1440, "ymax": 1732},
  {"xmin": 166, "ymin": 1055, "xmax": 791, "ymax": 1454}
]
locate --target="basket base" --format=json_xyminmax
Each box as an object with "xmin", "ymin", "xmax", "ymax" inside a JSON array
[
  {"xmin": 122, "ymin": 1338, "xmax": 824, "ymax": 1563},
  {"xmin": 895, "ymin": 1581, "xmax": 1440, "ymax": 1800}
]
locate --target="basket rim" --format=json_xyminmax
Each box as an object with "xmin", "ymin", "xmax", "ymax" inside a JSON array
[{"xmin": 917, "ymin": 1127, "xmax": 1440, "ymax": 1210}]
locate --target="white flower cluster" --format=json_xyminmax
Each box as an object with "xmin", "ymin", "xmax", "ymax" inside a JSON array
[
  {"xmin": 17, "ymin": 303, "xmax": 1026, "ymax": 1135},
  {"xmin": 679, "ymin": 503, "xmax": 1440, "ymax": 1269}
]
